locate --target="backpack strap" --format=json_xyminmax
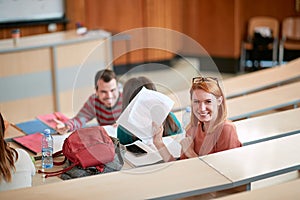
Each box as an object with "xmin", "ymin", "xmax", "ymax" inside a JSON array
[
  {"xmin": 37, "ymin": 162, "xmax": 78, "ymax": 178},
  {"xmin": 52, "ymin": 150, "xmax": 67, "ymax": 166}
]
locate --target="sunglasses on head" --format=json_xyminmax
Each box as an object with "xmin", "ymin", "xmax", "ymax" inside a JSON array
[{"xmin": 192, "ymin": 77, "xmax": 219, "ymax": 84}]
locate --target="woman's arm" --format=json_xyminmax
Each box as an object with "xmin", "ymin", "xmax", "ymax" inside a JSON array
[
  {"xmin": 180, "ymin": 136, "xmax": 198, "ymax": 158},
  {"xmin": 152, "ymin": 123, "xmax": 176, "ymax": 162}
]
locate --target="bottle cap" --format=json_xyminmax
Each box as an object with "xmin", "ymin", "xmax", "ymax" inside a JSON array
[
  {"xmin": 44, "ymin": 129, "xmax": 51, "ymax": 135},
  {"xmin": 185, "ymin": 106, "xmax": 191, "ymax": 112}
]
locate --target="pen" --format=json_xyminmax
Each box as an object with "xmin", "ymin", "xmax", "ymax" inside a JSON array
[{"xmin": 9, "ymin": 123, "xmax": 24, "ymax": 133}]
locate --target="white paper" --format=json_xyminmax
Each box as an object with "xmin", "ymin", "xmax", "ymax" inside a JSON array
[
  {"xmin": 124, "ymin": 134, "xmax": 185, "ymax": 167},
  {"xmin": 103, "ymin": 125, "xmax": 117, "ymax": 138},
  {"xmin": 125, "ymin": 141, "xmax": 163, "ymax": 167},
  {"xmin": 116, "ymin": 87, "xmax": 174, "ymax": 141},
  {"xmin": 52, "ymin": 132, "xmax": 72, "ymax": 153}
]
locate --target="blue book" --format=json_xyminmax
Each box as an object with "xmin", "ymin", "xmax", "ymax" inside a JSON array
[{"xmin": 16, "ymin": 119, "xmax": 55, "ymax": 135}]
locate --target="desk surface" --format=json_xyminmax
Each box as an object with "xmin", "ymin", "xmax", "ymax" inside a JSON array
[
  {"xmin": 4, "ymin": 124, "xmax": 26, "ymax": 140},
  {"xmin": 0, "ymin": 29, "xmax": 111, "ymax": 53},
  {"xmin": 217, "ymin": 178, "xmax": 300, "ymax": 200},
  {"xmin": 235, "ymin": 108, "xmax": 300, "ymax": 145},
  {"xmin": 0, "ymin": 158, "xmax": 232, "ymax": 200},
  {"xmin": 227, "ymin": 81, "xmax": 300, "ymax": 121},
  {"xmin": 200, "ymin": 134, "xmax": 300, "ymax": 187},
  {"xmin": 223, "ymin": 58, "xmax": 300, "ymax": 98}
]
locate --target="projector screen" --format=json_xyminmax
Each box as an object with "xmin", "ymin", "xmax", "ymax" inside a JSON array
[{"xmin": 0, "ymin": 0, "xmax": 65, "ymax": 23}]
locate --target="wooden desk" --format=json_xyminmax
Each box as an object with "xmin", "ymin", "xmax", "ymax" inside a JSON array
[
  {"xmin": 200, "ymin": 134, "xmax": 300, "ymax": 190},
  {"xmin": 4, "ymin": 123, "xmax": 26, "ymax": 140},
  {"xmin": 0, "ymin": 158, "xmax": 233, "ymax": 200},
  {"xmin": 227, "ymin": 81, "xmax": 300, "ymax": 121},
  {"xmin": 235, "ymin": 108, "xmax": 300, "ymax": 145},
  {"xmin": 223, "ymin": 58, "xmax": 300, "ymax": 99},
  {"xmin": 0, "ymin": 29, "xmax": 112, "ymax": 123},
  {"xmin": 217, "ymin": 178, "xmax": 300, "ymax": 200}
]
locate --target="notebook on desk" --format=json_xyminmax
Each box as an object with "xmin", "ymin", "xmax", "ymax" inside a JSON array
[
  {"xmin": 12, "ymin": 132, "xmax": 71, "ymax": 155},
  {"xmin": 36, "ymin": 112, "xmax": 69, "ymax": 130},
  {"xmin": 12, "ymin": 133, "xmax": 43, "ymax": 155},
  {"xmin": 16, "ymin": 119, "xmax": 56, "ymax": 135}
]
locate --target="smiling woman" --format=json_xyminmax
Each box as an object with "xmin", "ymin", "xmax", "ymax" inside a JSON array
[{"xmin": 152, "ymin": 76, "xmax": 242, "ymax": 162}]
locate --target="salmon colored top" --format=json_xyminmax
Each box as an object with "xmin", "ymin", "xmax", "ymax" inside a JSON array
[{"xmin": 181, "ymin": 120, "xmax": 242, "ymax": 158}]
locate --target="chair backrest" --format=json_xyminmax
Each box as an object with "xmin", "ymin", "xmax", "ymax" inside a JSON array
[
  {"xmin": 247, "ymin": 16, "xmax": 279, "ymax": 39},
  {"xmin": 282, "ymin": 17, "xmax": 300, "ymax": 40}
]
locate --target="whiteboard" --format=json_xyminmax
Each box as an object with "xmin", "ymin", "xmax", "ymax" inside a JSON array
[{"xmin": 0, "ymin": 0, "xmax": 65, "ymax": 23}]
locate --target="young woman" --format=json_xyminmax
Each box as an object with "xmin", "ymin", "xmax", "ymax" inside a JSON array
[
  {"xmin": 153, "ymin": 77, "xmax": 242, "ymax": 162},
  {"xmin": 0, "ymin": 113, "xmax": 36, "ymax": 191},
  {"xmin": 117, "ymin": 76, "xmax": 183, "ymax": 145}
]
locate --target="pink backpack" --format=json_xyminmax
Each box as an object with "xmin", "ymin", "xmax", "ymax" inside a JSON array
[{"xmin": 38, "ymin": 126, "xmax": 115, "ymax": 178}]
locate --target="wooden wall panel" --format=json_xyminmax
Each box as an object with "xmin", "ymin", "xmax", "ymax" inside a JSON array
[
  {"xmin": 65, "ymin": 0, "xmax": 86, "ymax": 30},
  {"xmin": 1, "ymin": 0, "xmax": 299, "ymax": 63},
  {"xmin": 144, "ymin": 0, "xmax": 183, "ymax": 62},
  {"xmin": 236, "ymin": 0, "xmax": 300, "ymax": 59},
  {"xmin": 181, "ymin": 0, "xmax": 236, "ymax": 58},
  {"xmin": 182, "ymin": 0, "xmax": 300, "ymax": 59},
  {"xmin": 239, "ymin": 0, "xmax": 300, "ymax": 39},
  {"xmin": 144, "ymin": 0, "xmax": 170, "ymax": 62},
  {"xmin": 84, "ymin": 0, "xmax": 145, "ymax": 65}
]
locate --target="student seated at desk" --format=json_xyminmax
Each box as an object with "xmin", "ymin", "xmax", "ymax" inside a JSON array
[
  {"xmin": 57, "ymin": 69, "xmax": 123, "ymax": 134},
  {"xmin": 153, "ymin": 77, "xmax": 242, "ymax": 162},
  {"xmin": 117, "ymin": 76, "xmax": 183, "ymax": 145},
  {"xmin": 0, "ymin": 113, "xmax": 35, "ymax": 191}
]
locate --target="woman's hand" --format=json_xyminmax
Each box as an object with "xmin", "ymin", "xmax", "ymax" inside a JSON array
[
  {"xmin": 152, "ymin": 122, "xmax": 175, "ymax": 162},
  {"xmin": 152, "ymin": 122, "xmax": 164, "ymax": 148}
]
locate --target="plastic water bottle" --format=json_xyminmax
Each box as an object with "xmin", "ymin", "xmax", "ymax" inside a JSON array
[
  {"xmin": 182, "ymin": 106, "xmax": 191, "ymax": 129},
  {"xmin": 41, "ymin": 129, "xmax": 53, "ymax": 169}
]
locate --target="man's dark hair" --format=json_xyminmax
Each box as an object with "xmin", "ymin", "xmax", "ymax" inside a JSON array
[{"xmin": 94, "ymin": 69, "xmax": 117, "ymax": 90}]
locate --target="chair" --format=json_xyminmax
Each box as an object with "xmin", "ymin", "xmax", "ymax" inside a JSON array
[
  {"xmin": 279, "ymin": 17, "xmax": 300, "ymax": 65},
  {"xmin": 240, "ymin": 16, "xmax": 279, "ymax": 72}
]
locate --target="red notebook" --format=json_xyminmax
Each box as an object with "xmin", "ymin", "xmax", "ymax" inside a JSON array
[
  {"xmin": 13, "ymin": 133, "xmax": 43, "ymax": 155},
  {"xmin": 36, "ymin": 112, "xmax": 69, "ymax": 130}
]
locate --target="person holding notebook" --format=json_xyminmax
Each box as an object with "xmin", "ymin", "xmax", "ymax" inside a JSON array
[
  {"xmin": 153, "ymin": 77, "xmax": 242, "ymax": 162},
  {"xmin": 57, "ymin": 69, "xmax": 123, "ymax": 134},
  {"xmin": 117, "ymin": 76, "xmax": 183, "ymax": 145},
  {"xmin": 0, "ymin": 113, "xmax": 36, "ymax": 191}
]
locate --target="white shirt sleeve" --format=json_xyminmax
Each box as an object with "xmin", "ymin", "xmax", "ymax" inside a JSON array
[{"xmin": 0, "ymin": 148, "xmax": 36, "ymax": 191}]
